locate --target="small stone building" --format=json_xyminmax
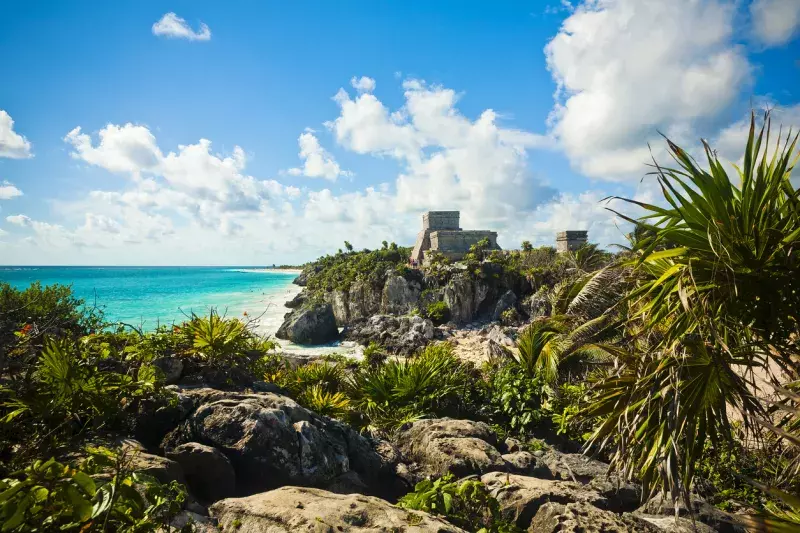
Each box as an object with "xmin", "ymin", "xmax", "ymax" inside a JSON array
[
  {"xmin": 556, "ymin": 231, "xmax": 588, "ymax": 253},
  {"xmin": 411, "ymin": 211, "xmax": 500, "ymax": 264}
]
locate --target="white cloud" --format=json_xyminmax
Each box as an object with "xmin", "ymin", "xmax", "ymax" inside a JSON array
[
  {"xmin": 65, "ymin": 124, "xmax": 161, "ymax": 175},
  {"xmin": 0, "ymin": 110, "xmax": 32, "ymax": 159},
  {"xmin": 286, "ymin": 132, "xmax": 352, "ymax": 180},
  {"xmin": 152, "ymin": 12, "xmax": 211, "ymax": 41},
  {"xmin": 6, "ymin": 214, "xmax": 31, "ymax": 226},
  {"xmin": 350, "ymin": 76, "xmax": 376, "ymax": 93},
  {"xmin": 0, "ymin": 181, "xmax": 23, "ymax": 200},
  {"xmin": 751, "ymin": 0, "xmax": 800, "ymax": 46},
  {"xmin": 328, "ymin": 79, "xmax": 555, "ymax": 226},
  {"xmin": 545, "ymin": 0, "xmax": 751, "ymax": 181}
]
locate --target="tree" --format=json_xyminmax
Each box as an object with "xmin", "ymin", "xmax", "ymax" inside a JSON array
[
  {"xmin": 344, "ymin": 241, "xmax": 354, "ymax": 252},
  {"xmin": 521, "ymin": 240, "xmax": 533, "ymax": 252},
  {"xmin": 583, "ymin": 111, "xmax": 800, "ymax": 513},
  {"xmin": 382, "ymin": 240, "xmax": 388, "ymax": 249}
]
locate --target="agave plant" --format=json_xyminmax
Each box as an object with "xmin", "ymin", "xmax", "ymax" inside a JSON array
[{"xmin": 585, "ymin": 112, "xmax": 800, "ymax": 509}]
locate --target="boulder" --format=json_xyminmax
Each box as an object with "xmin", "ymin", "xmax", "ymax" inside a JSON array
[
  {"xmin": 209, "ymin": 486, "xmax": 467, "ymax": 532},
  {"xmin": 129, "ymin": 451, "xmax": 185, "ymax": 485},
  {"xmin": 637, "ymin": 492, "xmax": 744, "ymax": 533},
  {"xmin": 343, "ymin": 315, "xmax": 435, "ymax": 355},
  {"xmin": 502, "ymin": 451, "xmax": 541, "ymax": 475},
  {"xmin": 395, "ymin": 418, "xmax": 506, "ymax": 479},
  {"xmin": 324, "ymin": 470, "xmax": 370, "ymax": 495},
  {"xmin": 633, "ymin": 513, "xmax": 717, "ymax": 533},
  {"xmin": 284, "ymin": 291, "xmax": 306, "ymax": 309},
  {"xmin": 486, "ymin": 325, "xmax": 515, "ymax": 348},
  {"xmin": 485, "ymin": 338, "xmax": 513, "ymax": 362},
  {"xmin": 481, "ymin": 472, "xmax": 608, "ymax": 530},
  {"xmin": 166, "ymin": 442, "xmax": 236, "ymax": 502},
  {"xmin": 161, "ymin": 388, "xmax": 385, "ymax": 494},
  {"xmin": 522, "ymin": 289, "xmax": 551, "ymax": 319},
  {"xmin": 381, "ymin": 274, "xmax": 423, "ymax": 315},
  {"xmin": 275, "ymin": 303, "xmax": 339, "ymax": 345},
  {"xmin": 169, "ymin": 511, "xmax": 218, "ymax": 533},
  {"xmin": 347, "ymin": 280, "xmax": 384, "ymax": 322},
  {"xmin": 152, "ymin": 356, "xmax": 184, "ymax": 384},
  {"xmin": 534, "ymin": 450, "xmax": 641, "ymax": 512},
  {"xmin": 530, "ymin": 502, "xmax": 660, "ymax": 533},
  {"xmin": 492, "ymin": 290, "xmax": 518, "ymax": 321}
]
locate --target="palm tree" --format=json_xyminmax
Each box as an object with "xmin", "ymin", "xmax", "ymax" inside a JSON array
[{"xmin": 583, "ymin": 112, "xmax": 800, "ymax": 516}]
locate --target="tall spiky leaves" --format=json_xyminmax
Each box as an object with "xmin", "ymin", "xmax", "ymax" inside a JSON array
[{"xmin": 586, "ymin": 112, "xmax": 800, "ymax": 508}]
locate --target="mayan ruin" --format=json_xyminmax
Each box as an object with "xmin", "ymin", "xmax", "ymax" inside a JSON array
[{"xmin": 410, "ymin": 211, "xmax": 501, "ymax": 265}]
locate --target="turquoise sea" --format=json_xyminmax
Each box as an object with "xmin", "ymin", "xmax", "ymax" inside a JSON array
[{"xmin": 0, "ymin": 266, "xmax": 302, "ymax": 337}]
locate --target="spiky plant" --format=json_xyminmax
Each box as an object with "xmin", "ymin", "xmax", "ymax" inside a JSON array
[{"xmin": 585, "ymin": 112, "xmax": 800, "ymax": 511}]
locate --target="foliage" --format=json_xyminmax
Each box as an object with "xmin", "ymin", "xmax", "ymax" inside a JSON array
[
  {"xmin": 303, "ymin": 385, "xmax": 351, "ymax": 419},
  {"xmin": 304, "ymin": 245, "xmax": 412, "ymax": 295},
  {"xmin": 583, "ymin": 112, "xmax": 800, "ymax": 508},
  {"xmin": 1, "ymin": 282, "xmax": 104, "ymax": 369},
  {"xmin": 362, "ymin": 342, "xmax": 387, "ymax": 368},
  {"xmin": 1, "ymin": 338, "xmax": 167, "ymax": 461},
  {"xmin": 425, "ymin": 301, "xmax": 451, "ymax": 325},
  {"xmin": 483, "ymin": 360, "xmax": 553, "ymax": 435},
  {"xmin": 566, "ymin": 244, "xmax": 611, "ymax": 273},
  {"xmin": 548, "ymin": 383, "xmax": 592, "ymax": 442},
  {"xmin": 347, "ymin": 343, "xmax": 478, "ymax": 434},
  {"xmin": 500, "ymin": 308, "xmax": 520, "ymax": 326},
  {"xmin": 0, "ymin": 447, "xmax": 187, "ymax": 532},
  {"xmin": 179, "ymin": 310, "xmax": 277, "ymax": 370},
  {"xmin": 521, "ymin": 241, "xmax": 533, "ymax": 252},
  {"xmin": 398, "ymin": 474, "xmax": 521, "ymax": 533}
]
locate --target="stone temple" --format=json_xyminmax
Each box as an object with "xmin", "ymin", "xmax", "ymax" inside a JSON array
[
  {"xmin": 410, "ymin": 211, "xmax": 500, "ymax": 265},
  {"xmin": 556, "ymin": 230, "xmax": 588, "ymax": 253}
]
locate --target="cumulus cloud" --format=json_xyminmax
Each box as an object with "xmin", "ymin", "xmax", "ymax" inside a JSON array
[
  {"xmin": 751, "ymin": 0, "xmax": 800, "ymax": 46},
  {"xmin": 286, "ymin": 132, "xmax": 352, "ymax": 180},
  {"xmin": 545, "ymin": 0, "xmax": 751, "ymax": 181},
  {"xmin": 350, "ymin": 76, "xmax": 376, "ymax": 93},
  {"xmin": 0, "ymin": 110, "xmax": 32, "ymax": 159},
  {"xmin": 65, "ymin": 124, "xmax": 161, "ymax": 175},
  {"xmin": 0, "ymin": 181, "xmax": 23, "ymax": 200},
  {"xmin": 152, "ymin": 12, "xmax": 211, "ymax": 41},
  {"xmin": 328, "ymin": 79, "xmax": 555, "ymax": 226},
  {"xmin": 6, "ymin": 214, "xmax": 31, "ymax": 226}
]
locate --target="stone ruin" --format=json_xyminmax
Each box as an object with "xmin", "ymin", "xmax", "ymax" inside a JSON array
[
  {"xmin": 556, "ymin": 230, "xmax": 588, "ymax": 253},
  {"xmin": 410, "ymin": 211, "xmax": 500, "ymax": 265}
]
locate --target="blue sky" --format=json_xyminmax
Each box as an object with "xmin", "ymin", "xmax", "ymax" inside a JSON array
[{"xmin": 1, "ymin": 0, "xmax": 798, "ymax": 265}]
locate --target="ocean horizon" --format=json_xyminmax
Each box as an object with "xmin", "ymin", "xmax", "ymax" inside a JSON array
[{"xmin": 0, "ymin": 265, "xmax": 305, "ymax": 342}]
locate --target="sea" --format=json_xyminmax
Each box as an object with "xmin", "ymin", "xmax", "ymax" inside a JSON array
[{"xmin": 0, "ymin": 266, "xmax": 348, "ymax": 355}]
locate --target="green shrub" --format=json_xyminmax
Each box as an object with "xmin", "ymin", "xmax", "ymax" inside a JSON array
[
  {"xmin": 362, "ymin": 342, "xmax": 387, "ymax": 367},
  {"xmin": 179, "ymin": 310, "xmax": 277, "ymax": 369},
  {"xmin": 484, "ymin": 361, "xmax": 552, "ymax": 436},
  {"xmin": 426, "ymin": 301, "xmax": 450, "ymax": 325},
  {"xmin": 500, "ymin": 308, "xmax": 519, "ymax": 326},
  {"xmin": 398, "ymin": 474, "xmax": 520, "ymax": 532},
  {"xmin": 304, "ymin": 245, "xmax": 412, "ymax": 296},
  {"xmin": 0, "ymin": 446, "xmax": 187, "ymax": 532}
]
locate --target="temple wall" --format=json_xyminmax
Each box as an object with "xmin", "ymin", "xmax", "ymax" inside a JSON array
[
  {"xmin": 430, "ymin": 230, "xmax": 499, "ymax": 256},
  {"xmin": 556, "ymin": 230, "xmax": 588, "ymax": 253},
  {"xmin": 423, "ymin": 211, "xmax": 460, "ymax": 231}
]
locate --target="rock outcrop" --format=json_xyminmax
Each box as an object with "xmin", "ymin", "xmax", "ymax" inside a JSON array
[
  {"xmin": 209, "ymin": 486, "xmax": 467, "ymax": 532},
  {"xmin": 166, "ymin": 442, "xmax": 236, "ymax": 502},
  {"xmin": 382, "ymin": 274, "xmax": 423, "ymax": 315},
  {"xmin": 395, "ymin": 418, "xmax": 506, "ymax": 480},
  {"xmin": 161, "ymin": 388, "xmax": 386, "ymax": 494},
  {"xmin": 530, "ymin": 502, "xmax": 659, "ymax": 533},
  {"xmin": 275, "ymin": 303, "xmax": 338, "ymax": 345},
  {"xmin": 343, "ymin": 315, "xmax": 435, "ymax": 355},
  {"xmin": 443, "ymin": 274, "xmax": 490, "ymax": 324}
]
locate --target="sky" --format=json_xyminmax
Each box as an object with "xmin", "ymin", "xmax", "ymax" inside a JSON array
[{"xmin": 0, "ymin": 0, "xmax": 798, "ymax": 266}]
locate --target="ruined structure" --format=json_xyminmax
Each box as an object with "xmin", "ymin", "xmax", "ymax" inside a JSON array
[
  {"xmin": 556, "ymin": 230, "xmax": 588, "ymax": 253},
  {"xmin": 411, "ymin": 211, "xmax": 500, "ymax": 264}
]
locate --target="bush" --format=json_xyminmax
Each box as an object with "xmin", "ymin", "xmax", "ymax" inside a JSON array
[
  {"xmin": 398, "ymin": 474, "xmax": 520, "ymax": 532},
  {"xmin": 426, "ymin": 301, "xmax": 450, "ymax": 325},
  {"xmin": 304, "ymin": 246, "xmax": 412, "ymax": 296},
  {"xmin": 362, "ymin": 342, "xmax": 387, "ymax": 367},
  {"xmin": 483, "ymin": 361, "xmax": 552, "ymax": 436},
  {"xmin": 0, "ymin": 447, "xmax": 187, "ymax": 532}
]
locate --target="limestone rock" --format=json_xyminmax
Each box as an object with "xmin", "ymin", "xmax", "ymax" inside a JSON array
[
  {"xmin": 481, "ymin": 472, "xmax": 608, "ymax": 530},
  {"xmin": 343, "ymin": 315, "xmax": 434, "ymax": 355},
  {"xmin": 168, "ymin": 511, "xmax": 218, "ymax": 533},
  {"xmin": 324, "ymin": 470, "xmax": 370, "ymax": 495},
  {"xmin": 161, "ymin": 389, "xmax": 384, "ymax": 493},
  {"xmin": 502, "ymin": 451, "xmax": 541, "ymax": 475},
  {"xmin": 522, "ymin": 289, "xmax": 551, "ymax": 319},
  {"xmin": 485, "ymin": 338, "xmax": 513, "ymax": 362},
  {"xmin": 486, "ymin": 325, "xmax": 515, "ymax": 348},
  {"xmin": 209, "ymin": 486, "xmax": 467, "ymax": 532},
  {"xmin": 395, "ymin": 418, "xmax": 506, "ymax": 479},
  {"xmin": 275, "ymin": 303, "xmax": 339, "ymax": 345},
  {"xmin": 443, "ymin": 274, "xmax": 490, "ymax": 324},
  {"xmin": 348, "ymin": 280, "xmax": 384, "ymax": 322},
  {"xmin": 637, "ymin": 492, "xmax": 744, "ymax": 533},
  {"xmin": 284, "ymin": 291, "xmax": 307, "ymax": 309},
  {"xmin": 633, "ymin": 513, "xmax": 717, "ymax": 533},
  {"xmin": 530, "ymin": 502, "xmax": 659, "ymax": 533},
  {"xmin": 130, "ymin": 452, "xmax": 185, "ymax": 486},
  {"xmin": 492, "ymin": 290, "xmax": 518, "ymax": 321},
  {"xmin": 152, "ymin": 356, "xmax": 183, "ymax": 384},
  {"xmin": 166, "ymin": 442, "xmax": 236, "ymax": 502},
  {"xmin": 381, "ymin": 274, "xmax": 423, "ymax": 315}
]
